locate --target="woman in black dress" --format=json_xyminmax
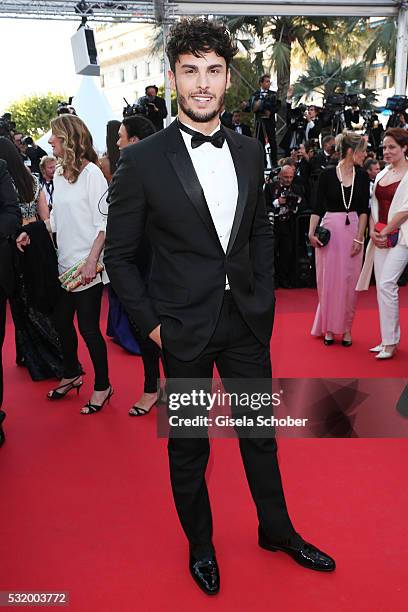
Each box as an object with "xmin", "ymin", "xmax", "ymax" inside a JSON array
[{"xmin": 0, "ymin": 136, "xmax": 64, "ymax": 380}]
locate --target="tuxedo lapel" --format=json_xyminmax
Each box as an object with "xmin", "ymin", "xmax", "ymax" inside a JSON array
[
  {"xmin": 164, "ymin": 121, "xmax": 222, "ymax": 250},
  {"xmin": 224, "ymin": 129, "xmax": 249, "ymax": 255}
]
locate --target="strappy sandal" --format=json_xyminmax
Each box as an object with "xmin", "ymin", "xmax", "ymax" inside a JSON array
[
  {"xmin": 129, "ymin": 388, "xmax": 163, "ymax": 417},
  {"xmin": 81, "ymin": 386, "xmax": 113, "ymax": 415},
  {"xmin": 47, "ymin": 375, "xmax": 83, "ymax": 400}
]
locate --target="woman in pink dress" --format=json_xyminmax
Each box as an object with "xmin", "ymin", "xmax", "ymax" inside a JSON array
[{"xmin": 308, "ymin": 131, "xmax": 369, "ymax": 346}]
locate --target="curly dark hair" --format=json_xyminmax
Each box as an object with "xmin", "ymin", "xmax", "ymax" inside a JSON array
[{"xmin": 166, "ymin": 18, "xmax": 238, "ymax": 72}]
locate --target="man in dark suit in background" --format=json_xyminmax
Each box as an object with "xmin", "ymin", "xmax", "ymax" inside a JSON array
[
  {"xmin": 0, "ymin": 159, "xmax": 21, "ymax": 446},
  {"xmin": 248, "ymin": 74, "xmax": 280, "ymax": 166},
  {"xmin": 139, "ymin": 85, "xmax": 168, "ymax": 132},
  {"xmin": 105, "ymin": 18, "xmax": 335, "ymax": 596},
  {"xmin": 231, "ymin": 109, "xmax": 252, "ymax": 137}
]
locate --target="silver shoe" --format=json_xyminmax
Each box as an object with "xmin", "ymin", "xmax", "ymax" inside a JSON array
[{"xmin": 376, "ymin": 348, "xmax": 396, "ymax": 360}]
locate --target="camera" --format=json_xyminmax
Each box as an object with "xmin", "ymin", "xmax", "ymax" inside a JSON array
[
  {"xmin": 289, "ymin": 104, "xmax": 307, "ymax": 131},
  {"xmin": 385, "ymin": 95, "xmax": 408, "ymax": 113},
  {"xmin": 56, "ymin": 98, "xmax": 76, "ymax": 115},
  {"xmin": 253, "ymin": 90, "xmax": 279, "ymax": 116},
  {"xmin": 280, "ymin": 187, "xmax": 299, "ymax": 211},
  {"xmin": 122, "ymin": 97, "xmax": 149, "ymax": 118}
]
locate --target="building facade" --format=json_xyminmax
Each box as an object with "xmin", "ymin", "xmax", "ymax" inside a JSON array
[{"xmin": 95, "ymin": 23, "xmax": 165, "ymax": 116}]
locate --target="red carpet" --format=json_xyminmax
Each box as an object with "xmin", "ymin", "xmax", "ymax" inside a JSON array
[{"xmin": 0, "ymin": 287, "xmax": 407, "ymax": 611}]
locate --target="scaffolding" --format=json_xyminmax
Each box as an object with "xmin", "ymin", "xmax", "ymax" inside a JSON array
[{"xmin": 0, "ymin": 0, "xmax": 406, "ymax": 93}]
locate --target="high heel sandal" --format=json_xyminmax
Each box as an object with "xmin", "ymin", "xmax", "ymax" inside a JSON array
[
  {"xmin": 81, "ymin": 385, "xmax": 113, "ymax": 415},
  {"xmin": 47, "ymin": 375, "xmax": 83, "ymax": 400},
  {"xmin": 342, "ymin": 334, "xmax": 352, "ymax": 348},
  {"xmin": 129, "ymin": 386, "xmax": 166, "ymax": 417},
  {"xmin": 323, "ymin": 335, "xmax": 334, "ymax": 346}
]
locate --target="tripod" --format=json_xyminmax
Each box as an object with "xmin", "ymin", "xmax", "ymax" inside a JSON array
[
  {"xmin": 255, "ymin": 117, "xmax": 277, "ymax": 169},
  {"xmin": 330, "ymin": 110, "xmax": 345, "ymax": 136}
]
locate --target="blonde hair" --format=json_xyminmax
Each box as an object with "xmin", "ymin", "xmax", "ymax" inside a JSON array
[
  {"xmin": 50, "ymin": 115, "xmax": 98, "ymax": 183},
  {"xmin": 39, "ymin": 155, "xmax": 56, "ymax": 172},
  {"xmin": 335, "ymin": 130, "xmax": 366, "ymax": 159}
]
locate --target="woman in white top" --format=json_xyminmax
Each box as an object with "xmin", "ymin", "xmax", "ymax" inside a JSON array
[
  {"xmin": 357, "ymin": 128, "xmax": 408, "ymax": 359},
  {"xmin": 18, "ymin": 115, "xmax": 112, "ymax": 413}
]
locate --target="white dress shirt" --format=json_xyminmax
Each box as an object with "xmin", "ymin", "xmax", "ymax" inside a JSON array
[
  {"xmin": 50, "ymin": 162, "xmax": 108, "ymax": 292},
  {"xmin": 179, "ymin": 120, "xmax": 238, "ymax": 289}
]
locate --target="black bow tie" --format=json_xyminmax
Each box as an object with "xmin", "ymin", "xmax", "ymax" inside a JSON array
[{"xmin": 178, "ymin": 120, "xmax": 225, "ymax": 149}]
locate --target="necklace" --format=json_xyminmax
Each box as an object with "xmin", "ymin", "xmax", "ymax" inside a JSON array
[{"xmin": 337, "ymin": 163, "xmax": 355, "ymax": 225}]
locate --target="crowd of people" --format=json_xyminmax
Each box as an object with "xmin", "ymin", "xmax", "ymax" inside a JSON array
[{"xmin": 1, "ymin": 15, "xmax": 408, "ymax": 596}]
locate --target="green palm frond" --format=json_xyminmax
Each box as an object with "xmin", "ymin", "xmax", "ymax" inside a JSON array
[
  {"xmin": 268, "ymin": 40, "xmax": 290, "ymax": 80},
  {"xmin": 293, "ymin": 57, "xmax": 370, "ymax": 101},
  {"xmin": 364, "ymin": 18, "xmax": 397, "ymax": 82}
]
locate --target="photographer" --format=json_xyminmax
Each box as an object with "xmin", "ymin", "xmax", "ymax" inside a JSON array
[
  {"xmin": 247, "ymin": 74, "xmax": 280, "ymax": 167},
  {"xmin": 23, "ymin": 136, "xmax": 48, "ymax": 176},
  {"xmin": 264, "ymin": 164, "xmax": 305, "ymax": 288},
  {"xmin": 305, "ymin": 105, "xmax": 323, "ymax": 141},
  {"xmin": 13, "ymin": 133, "xmax": 31, "ymax": 170},
  {"xmin": 137, "ymin": 85, "xmax": 168, "ymax": 132},
  {"xmin": 309, "ymin": 135, "xmax": 337, "ymax": 209},
  {"xmin": 309, "ymin": 135, "xmax": 337, "ymax": 175},
  {"xmin": 289, "ymin": 143, "xmax": 311, "ymax": 196},
  {"xmin": 280, "ymin": 88, "xmax": 307, "ymax": 155}
]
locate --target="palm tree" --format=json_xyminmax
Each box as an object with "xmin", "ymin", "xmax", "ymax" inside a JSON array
[
  {"xmin": 292, "ymin": 57, "xmax": 377, "ymax": 108},
  {"xmin": 226, "ymin": 16, "xmax": 366, "ymax": 134},
  {"xmin": 364, "ymin": 17, "xmax": 397, "ymax": 84}
]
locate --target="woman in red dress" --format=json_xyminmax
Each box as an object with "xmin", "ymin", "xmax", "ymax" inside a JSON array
[{"xmin": 357, "ymin": 128, "xmax": 408, "ymax": 359}]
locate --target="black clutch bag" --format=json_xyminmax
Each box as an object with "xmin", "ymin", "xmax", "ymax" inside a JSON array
[{"xmin": 314, "ymin": 226, "xmax": 331, "ymax": 246}]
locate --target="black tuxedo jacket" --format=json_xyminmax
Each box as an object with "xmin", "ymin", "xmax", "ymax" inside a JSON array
[
  {"xmin": 0, "ymin": 160, "xmax": 21, "ymax": 296},
  {"xmin": 233, "ymin": 123, "xmax": 252, "ymax": 137},
  {"xmin": 105, "ymin": 120, "xmax": 275, "ymax": 361}
]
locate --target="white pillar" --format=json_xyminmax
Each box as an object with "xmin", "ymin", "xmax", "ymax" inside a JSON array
[
  {"xmin": 395, "ymin": 5, "xmax": 408, "ymax": 95},
  {"xmin": 163, "ymin": 23, "xmax": 172, "ymax": 126}
]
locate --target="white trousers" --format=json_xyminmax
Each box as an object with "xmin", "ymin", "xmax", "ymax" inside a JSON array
[{"xmin": 373, "ymin": 244, "xmax": 408, "ymax": 345}]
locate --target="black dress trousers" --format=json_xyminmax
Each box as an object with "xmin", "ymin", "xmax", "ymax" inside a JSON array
[{"xmin": 162, "ymin": 291, "xmax": 297, "ymax": 558}]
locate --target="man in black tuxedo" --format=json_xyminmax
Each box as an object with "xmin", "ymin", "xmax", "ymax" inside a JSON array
[
  {"xmin": 231, "ymin": 109, "xmax": 252, "ymax": 137},
  {"xmin": 248, "ymin": 74, "xmax": 280, "ymax": 167},
  {"xmin": 105, "ymin": 18, "xmax": 335, "ymax": 595},
  {"xmin": 0, "ymin": 159, "xmax": 21, "ymax": 446}
]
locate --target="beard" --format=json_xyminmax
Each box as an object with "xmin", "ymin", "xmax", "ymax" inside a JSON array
[{"xmin": 176, "ymin": 84, "xmax": 225, "ymax": 124}]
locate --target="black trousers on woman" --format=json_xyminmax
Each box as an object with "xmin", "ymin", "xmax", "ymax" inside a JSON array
[
  {"xmin": 132, "ymin": 332, "xmax": 161, "ymax": 393},
  {"xmin": 51, "ymin": 283, "xmax": 109, "ymax": 391}
]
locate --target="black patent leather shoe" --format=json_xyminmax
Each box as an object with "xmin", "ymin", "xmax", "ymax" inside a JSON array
[
  {"xmin": 259, "ymin": 534, "xmax": 335, "ymax": 572},
  {"xmin": 324, "ymin": 336, "xmax": 334, "ymax": 346},
  {"xmin": 189, "ymin": 555, "xmax": 220, "ymax": 595}
]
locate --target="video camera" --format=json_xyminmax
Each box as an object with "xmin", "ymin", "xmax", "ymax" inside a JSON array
[
  {"xmin": 252, "ymin": 89, "xmax": 279, "ymax": 117},
  {"xmin": 57, "ymin": 98, "xmax": 76, "ymax": 115},
  {"xmin": 123, "ymin": 97, "xmax": 149, "ymax": 118},
  {"xmin": 325, "ymin": 93, "xmax": 360, "ymax": 109},
  {"xmin": 385, "ymin": 95, "xmax": 408, "ymax": 113}
]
